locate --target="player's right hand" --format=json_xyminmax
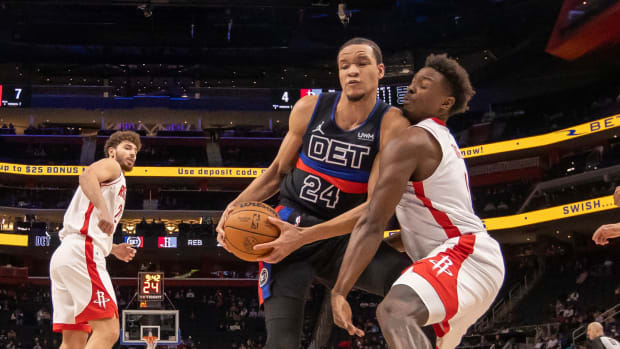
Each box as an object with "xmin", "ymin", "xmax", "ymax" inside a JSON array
[
  {"xmin": 97, "ymin": 210, "xmax": 115, "ymax": 235},
  {"xmin": 331, "ymin": 291, "xmax": 365, "ymax": 337},
  {"xmin": 614, "ymin": 186, "xmax": 620, "ymax": 207},
  {"xmin": 216, "ymin": 203, "xmax": 237, "ymax": 252}
]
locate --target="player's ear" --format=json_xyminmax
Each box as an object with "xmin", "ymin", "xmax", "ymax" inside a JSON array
[
  {"xmin": 440, "ymin": 96, "xmax": 455, "ymax": 114},
  {"xmin": 377, "ymin": 63, "xmax": 385, "ymax": 80}
]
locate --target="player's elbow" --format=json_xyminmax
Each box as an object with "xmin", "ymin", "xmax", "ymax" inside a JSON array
[
  {"xmin": 78, "ymin": 171, "xmax": 90, "ymax": 187},
  {"xmin": 272, "ymin": 160, "xmax": 292, "ymax": 183},
  {"xmin": 79, "ymin": 168, "xmax": 99, "ymax": 189}
]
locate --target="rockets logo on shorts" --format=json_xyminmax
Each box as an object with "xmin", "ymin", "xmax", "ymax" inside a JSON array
[
  {"xmin": 93, "ymin": 290, "xmax": 110, "ymax": 309},
  {"xmin": 430, "ymin": 256, "xmax": 454, "ymax": 277}
]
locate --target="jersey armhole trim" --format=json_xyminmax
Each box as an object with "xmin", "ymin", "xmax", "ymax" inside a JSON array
[
  {"xmin": 101, "ymin": 174, "xmax": 123, "ymax": 187},
  {"xmin": 411, "ymin": 123, "xmax": 444, "ymax": 184},
  {"xmin": 305, "ymin": 93, "xmax": 324, "ymax": 134}
]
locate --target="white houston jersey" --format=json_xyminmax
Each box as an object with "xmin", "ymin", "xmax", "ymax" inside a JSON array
[
  {"xmin": 59, "ymin": 174, "xmax": 126, "ymax": 256},
  {"xmin": 601, "ymin": 336, "xmax": 620, "ymax": 349},
  {"xmin": 396, "ymin": 118, "xmax": 486, "ymax": 261}
]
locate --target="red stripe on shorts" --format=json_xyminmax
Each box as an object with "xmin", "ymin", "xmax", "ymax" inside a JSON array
[
  {"xmin": 412, "ymin": 234, "xmax": 476, "ymax": 337},
  {"xmin": 75, "ymin": 236, "xmax": 118, "ymax": 323},
  {"xmin": 258, "ymin": 261, "xmax": 265, "ymax": 305}
]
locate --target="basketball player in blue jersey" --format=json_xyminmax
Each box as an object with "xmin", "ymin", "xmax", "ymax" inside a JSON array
[{"xmin": 216, "ymin": 37, "xmax": 411, "ymax": 348}]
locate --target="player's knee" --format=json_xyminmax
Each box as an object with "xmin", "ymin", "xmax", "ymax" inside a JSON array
[
  {"xmin": 60, "ymin": 339, "xmax": 87, "ymax": 349},
  {"xmin": 377, "ymin": 297, "xmax": 403, "ymax": 324},
  {"xmin": 264, "ymin": 317, "xmax": 302, "ymax": 349},
  {"xmin": 91, "ymin": 320, "xmax": 119, "ymax": 345},
  {"xmin": 97, "ymin": 329, "xmax": 119, "ymax": 346},
  {"xmin": 59, "ymin": 343, "xmax": 82, "ymax": 349},
  {"xmin": 103, "ymin": 331, "xmax": 119, "ymax": 346},
  {"xmin": 377, "ymin": 286, "xmax": 428, "ymax": 326},
  {"xmin": 60, "ymin": 330, "xmax": 88, "ymax": 349},
  {"xmin": 108, "ymin": 325, "xmax": 120, "ymax": 344},
  {"xmin": 106, "ymin": 323, "xmax": 120, "ymax": 344}
]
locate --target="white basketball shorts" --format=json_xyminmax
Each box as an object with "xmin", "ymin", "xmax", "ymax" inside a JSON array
[
  {"xmin": 393, "ymin": 233, "xmax": 505, "ymax": 349},
  {"xmin": 50, "ymin": 234, "xmax": 117, "ymax": 333}
]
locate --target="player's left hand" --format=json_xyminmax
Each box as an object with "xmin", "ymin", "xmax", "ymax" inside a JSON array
[
  {"xmin": 254, "ymin": 216, "xmax": 305, "ymax": 264},
  {"xmin": 331, "ymin": 291, "xmax": 365, "ymax": 337},
  {"xmin": 111, "ymin": 243, "xmax": 137, "ymax": 262},
  {"xmin": 614, "ymin": 186, "xmax": 620, "ymax": 207},
  {"xmin": 593, "ymin": 223, "xmax": 620, "ymax": 246}
]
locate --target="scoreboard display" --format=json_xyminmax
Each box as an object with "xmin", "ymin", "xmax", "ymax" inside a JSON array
[
  {"xmin": 0, "ymin": 85, "xmax": 31, "ymax": 107},
  {"xmin": 138, "ymin": 272, "xmax": 164, "ymax": 301},
  {"xmin": 271, "ymin": 85, "xmax": 408, "ymax": 110}
]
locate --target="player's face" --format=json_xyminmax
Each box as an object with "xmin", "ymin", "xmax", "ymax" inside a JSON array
[
  {"xmin": 110, "ymin": 140, "xmax": 138, "ymax": 171},
  {"xmin": 337, "ymin": 44, "xmax": 384, "ymax": 102},
  {"xmin": 402, "ymin": 67, "xmax": 454, "ymax": 123}
]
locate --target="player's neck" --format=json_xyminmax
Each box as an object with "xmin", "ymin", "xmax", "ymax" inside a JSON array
[{"xmin": 336, "ymin": 92, "xmax": 378, "ymax": 127}]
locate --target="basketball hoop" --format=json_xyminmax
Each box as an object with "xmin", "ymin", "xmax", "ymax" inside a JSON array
[{"xmin": 143, "ymin": 336, "xmax": 158, "ymax": 349}]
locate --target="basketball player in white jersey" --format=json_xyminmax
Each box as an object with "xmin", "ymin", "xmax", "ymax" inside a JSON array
[
  {"xmin": 592, "ymin": 186, "xmax": 620, "ymax": 245},
  {"xmin": 50, "ymin": 131, "xmax": 141, "ymax": 349},
  {"xmin": 331, "ymin": 54, "xmax": 505, "ymax": 349}
]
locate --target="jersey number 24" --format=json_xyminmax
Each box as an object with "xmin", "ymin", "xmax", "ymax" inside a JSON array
[{"xmin": 299, "ymin": 175, "xmax": 340, "ymax": 208}]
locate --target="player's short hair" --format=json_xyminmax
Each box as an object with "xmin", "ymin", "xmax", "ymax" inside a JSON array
[
  {"xmin": 338, "ymin": 37, "xmax": 383, "ymax": 65},
  {"xmin": 104, "ymin": 130, "xmax": 141, "ymax": 157},
  {"xmin": 424, "ymin": 53, "xmax": 475, "ymax": 116}
]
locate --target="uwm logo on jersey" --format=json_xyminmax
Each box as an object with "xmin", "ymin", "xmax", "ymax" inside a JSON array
[
  {"xmin": 357, "ymin": 132, "xmax": 375, "ymax": 142},
  {"xmin": 307, "ymin": 135, "xmax": 370, "ymax": 169}
]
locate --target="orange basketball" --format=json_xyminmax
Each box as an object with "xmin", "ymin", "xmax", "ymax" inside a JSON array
[{"xmin": 223, "ymin": 201, "xmax": 280, "ymax": 262}]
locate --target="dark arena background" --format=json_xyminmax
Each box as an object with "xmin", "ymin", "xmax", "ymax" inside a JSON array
[{"xmin": 1, "ymin": 0, "xmax": 620, "ymax": 348}]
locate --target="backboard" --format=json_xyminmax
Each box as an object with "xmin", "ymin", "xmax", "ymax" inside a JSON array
[{"xmin": 120, "ymin": 309, "xmax": 180, "ymax": 346}]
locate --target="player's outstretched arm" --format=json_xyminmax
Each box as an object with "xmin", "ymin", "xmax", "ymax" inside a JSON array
[
  {"xmin": 331, "ymin": 131, "xmax": 421, "ymax": 297},
  {"xmin": 331, "ymin": 130, "xmax": 426, "ymax": 334},
  {"xmin": 79, "ymin": 158, "xmax": 122, "ymax": 235},
  {"xmin": 216, "ymin": 95, "xmax": 318, "ymax": 250}
]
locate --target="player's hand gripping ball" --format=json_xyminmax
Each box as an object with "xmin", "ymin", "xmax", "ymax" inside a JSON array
[{"xmin": 224, "ymin": 202, "xmax": 281, "ymax": 262}]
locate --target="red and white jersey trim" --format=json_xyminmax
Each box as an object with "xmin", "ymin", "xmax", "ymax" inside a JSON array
[
  {"xmin": 59, "ymin": 174, "xmax": 126, "ymax": 256},
  {"xmin": 396, "ymin": 118, "xmax": 485, "ymax": 261}
]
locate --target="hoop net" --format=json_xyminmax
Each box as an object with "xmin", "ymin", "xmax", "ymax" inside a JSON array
[{"xmin": 143, "ymin": 336, "xmax": 158, "ymax": 349}]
